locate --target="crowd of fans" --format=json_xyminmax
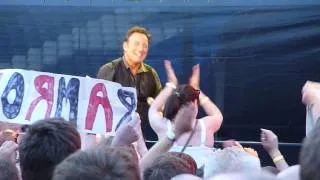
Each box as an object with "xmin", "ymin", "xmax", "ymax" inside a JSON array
[{"xmin": 0, "ymin": 61, "xmax": 318, "ymax": 180}]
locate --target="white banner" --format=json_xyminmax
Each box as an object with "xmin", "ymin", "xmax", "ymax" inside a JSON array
[{"xmin": 0, "ymin": 69, "xmax": 137, "ymax": 134}]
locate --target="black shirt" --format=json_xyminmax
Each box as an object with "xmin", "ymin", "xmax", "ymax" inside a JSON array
[{"xmin": 97, "ymin": 57, "xmax": 162, "ymax": 139}]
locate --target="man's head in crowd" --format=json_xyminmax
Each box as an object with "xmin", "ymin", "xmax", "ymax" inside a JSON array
[
  {"xmin": 0, "ymin": 129, "xmax": 17, "ymax": 145},
  {"xmin": 163, "ymin": 84, "xmax": 200, "ymax": 121},
  {"xmin": 53, "ymin": 147, "xmax": 140, "ymax": 180},
  {"xmin": 143, "ymin": 152, "xmax": 197, "ymax": 180},
  {"xmin": 19, "ymin": 118, "xmax": 81, "ymax": 180},
  {"xmin": 97, "ymin": 137, "xmax": 139, "ymax": 163},
  {"xmin": 300, "ymin": 121, "xmax": 320, "ymax": 180},
  {"xmin": 204, "ymin": 147, "xmax": 261, "ymax": 178},
  {"xmin": 169, "ymin": 152, "xmax": 198, "ymax": 175}
]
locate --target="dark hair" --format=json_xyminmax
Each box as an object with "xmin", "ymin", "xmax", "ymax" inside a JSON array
[
  {"xmin": 20, "ymin": 125, "xmax": 30, "ymax": 133},
  {"xmin": 163, "ymin": 84, "xmax": 200, "ymax": 121},
  {"xmin": 124, "ymin": 26, "xmax": 151, "ymax": 44},
  {"xmin": 143, "ymin": 152, "xmax": 194, "ymax": 180},
  {"xmin": 300, "ymin": 121, "xmax": 320, "ymax": 180},
  {"xmin": 0, "ymin": 160, "xmax": 19, "ymax": 180},
  {"xmin": 53, "ymin": 147, "xmax": 140, "ymax": 180},
  {"xmin": 19, "ymin": 118, "xmax": 81, "ymax": 180}
]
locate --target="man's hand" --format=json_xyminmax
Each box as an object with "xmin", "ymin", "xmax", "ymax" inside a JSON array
[
  {"xmin": 0, "ymin": 141, "xmax": 18, "ymax": 163},
  {"xmin": 261, "ymin": 128, "xmax": 279, "ymax": 156},
  {"xmin": 164, "ymin": 60, "xmax": 178, "ymax": 86}
]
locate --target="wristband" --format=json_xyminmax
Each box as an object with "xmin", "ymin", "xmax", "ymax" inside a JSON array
[
  {"xmin": 273, "ymin": 155, "xmax": 284, "ymax": 164},
  {"xmin": 166, "ymin": 128, "xmax": 176, "ymax": 142}
]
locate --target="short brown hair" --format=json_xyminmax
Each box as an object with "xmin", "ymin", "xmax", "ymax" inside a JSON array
[
  {"xmin": 53, "ymin": 147, "xmax": 140, "ymax": 180},
  {"xmin": 143, "ymin": 152, "xmax": 194, "ymax": 180},
  {"xmin": 124, "ymin": 26, "xmax": 152, "ymax": 44}
]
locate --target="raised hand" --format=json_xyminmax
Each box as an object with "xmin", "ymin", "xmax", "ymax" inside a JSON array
[
  {"xmin": 129, "ymin": 112, "xmax": 142, "ymax": 131},
  {"xmin": 302, "ymin": 81, "xmax": 320, "ymax": 104},
  {"xmin": 112, "ymin": 113, "xmax": 140, "ymax": 147},
  {"xmin": 261, "ymin": 128, "xmax": 289, "ymax": 171},
  {"xmin": 189, "ymin": 64, "xmax": 200, "ymax": 90},
  {"xmin": 260, "ymin": 128, "xmax": 279, "ymax": 154},
  {"xmin": 164, "ymin": 60, "xmax": 178, "ymax": 86},
  {"xmin": 302, "ymin": 81, "xmax": 320, "ymax": 93}
]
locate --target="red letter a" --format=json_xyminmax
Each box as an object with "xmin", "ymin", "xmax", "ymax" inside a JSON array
[{"xmin": 85, "ymin": 83, "xmax": 113, "ymax": 132}]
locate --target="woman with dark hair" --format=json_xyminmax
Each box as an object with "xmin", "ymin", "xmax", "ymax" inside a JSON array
[{"xmin": 148, "ymin": 60, "xmax": 223, "ymax": 167}]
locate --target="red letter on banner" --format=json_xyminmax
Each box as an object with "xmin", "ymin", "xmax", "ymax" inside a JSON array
[
  {"xmin": 85, "ymin": 83, "xmax": 113, "ymax": 132},
  {"xmin": 25, "ymin": 75, "xmax": 54, "ymax": 120}
]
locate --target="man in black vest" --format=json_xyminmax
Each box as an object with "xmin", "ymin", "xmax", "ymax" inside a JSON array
[{"xmin": 97, "ymin": 26, "xmax": 162, "ymax": 143}]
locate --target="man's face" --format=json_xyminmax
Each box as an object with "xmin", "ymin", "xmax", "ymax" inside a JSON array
[{"xmin": 123, "ymin": 32, "xmax": 149, "ymax": 65}]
